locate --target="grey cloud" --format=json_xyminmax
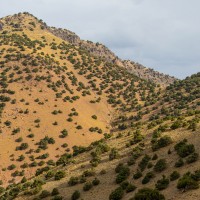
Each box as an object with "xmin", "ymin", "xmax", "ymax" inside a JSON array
[{"xmin": 0, "ymin": 0, "xmax": 200, "ymax": 78}]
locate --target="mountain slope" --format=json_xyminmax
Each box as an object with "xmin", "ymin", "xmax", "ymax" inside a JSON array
[
  {"xmin": 8, "ymin": 12, "xmax": 177, "ymax": 86},
  {"xmin": 0, "ymin": 12, "xmax": 160, "ymax": 186},
  {"xmin": 0, "ymin": 12, "xmax": 199, "ymax": 200},
  {"xmin": 47, "ymin": 23, "xmax": 177, "ymax": 86},
  {"xmin": 3, "ymin": 74, "xmax": 200, "ymax": 200}
]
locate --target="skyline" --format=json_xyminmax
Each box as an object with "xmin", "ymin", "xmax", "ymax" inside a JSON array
[{"xmin": 0, "ymin": 0, "xmax": 200, "ymax": 79}]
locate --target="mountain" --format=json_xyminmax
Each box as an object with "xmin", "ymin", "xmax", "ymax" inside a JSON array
[
  {"xmin": 0, "ymin": 12, "xmax": 199, "ymax": 200},
  {"xmin": 0, "ymin": 12, "xmax": 176, "ymax": 86}
]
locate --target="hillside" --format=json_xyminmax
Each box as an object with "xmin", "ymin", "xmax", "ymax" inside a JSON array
[
  {"xmin": 12, "ymin": 12, "xmax": 177, "ymax": 86},
  {"xmin": 0, "ymin": 12, "xmax": 199, "ymax": 200}
]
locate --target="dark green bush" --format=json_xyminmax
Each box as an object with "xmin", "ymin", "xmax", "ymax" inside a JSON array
[
  {"xmin": 109, "ymin": 187, "xmax": 124, "ymax": 200},
  {"xmin": 152, "ymin": 136, "xmax": 172, "ymax": 151},
  {"xmin": 138, "ymin": 154, "xmax": 151, "ymax": 171},
  {"xmin": 133, "ymin": 188, "xmax": 165, "ymax": 200},
  {"xmin": 92, "ymin": 178, "xmax": 100, "ymax": 186},
  {"xmin": 186, "ymin": 152, "xmax": 199, "ymax": 164},
  {"xmin": 133, "ymin": 170, "xmax": 142, "ymax": 179},
  {"xmin": 116, "ymin": 166, "xmax": 130, "ymax": 184},
  {"xmin": 174, "ymin": 139, "xmax": 195, "ymax": 158},
  {"xmin": 83, "ymin": 181, "xmax": 93, "ymax": 191},
  {"xmin": 170, "ymin": 171, "xmax": 180, "ymax": 181},
  {"xmin": 142, "ymin": 172, "xmax": 154, "ymax": 184},
  {"xmin": 154, "ymin": 159, "xmax": 167, "ymax": 172},
  {"xmin": 71, "ymin": 190, "xmax": 80, "ymax": 200},
  {"xmin": 126, "ymin": 183, "xmax": 136, "ymax": 193},
  {"xmin": 177, "ymin": 173, "xmax": 199, "ymax": 190},
  {"xmin": 51, "ymin": 188, "xmax": 59, "ymax": 196},
  {"xmin": 55, "ymin": 171, "xmax": 65, "ymax": 180},
  {"xmin": 68, "ymin": 176, "xmax": 79, "ymax": 186},
  {"xmin": 155, "ymin": 175, "xmax": 169, "ymax": 190},
  {"xmin": 175, "ymin": 158, "xmax": 184, "ymax": 168},
  {"xmin": 39, "ymin": 190, "xmax": 50, "ymax": 198}
]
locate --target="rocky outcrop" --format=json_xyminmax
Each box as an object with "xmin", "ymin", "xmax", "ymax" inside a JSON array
[
  {"xmin": 122, "ymin": 60, "xmax": 176, "ymax": 85},
  {"xmin": 47, "ymin": 27, "xmax": 81, "ymax": 45},
  {"xmin": 0, "ymin": 23, "xmax": 3, "ymax": 30},
  {"xmin": 48, "ymin": 26, "xmax": 177, "ymax": 85}
]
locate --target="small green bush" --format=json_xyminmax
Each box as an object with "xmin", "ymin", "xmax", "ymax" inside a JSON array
[
  {"xmin": 133, "ymin": 188, "xmax": 165, "ymax": 200},
  {"xmin": 133, "ymin": 170, "xmax": 142, "ymax": 179},
  {"xmin": 175, "ymin": 158, "xmax": 184, "ymax": 168},
  {"xmin": 142, "ymin": 172, "xmax": 154, "ymax": 184},
  {"xmin": 155, "ymin": 175, "xmax": 169, "ymax": 190},
  {"xmin": 55, "ymin": 171, "xmax": 65, "ymax": 180},
  {"xmin": 154, "ymin": 159, "xmax": 167, "ymax": 172},
  {"xmin": 92, "ymin": 178, "xmax": 100, "ymax": 186},
  {"xmin": 83, "ymin": 181, "xmax": 93, "ymax": 191},
  {"xmin": 51, "ymin": 188, "xmax": 59, "ymax": 196},
  {"xmin": 177, "ymin": 173, "xmax": 199, "ymax": 190},
  {"xmin": 170, "ymin": 171, "xmax": 180, "ymax": 181},
  {"xmin": 109, "ymin": 187, "xmax": 124, "ymax": 200},
  {"xmin": 68, "ymin": 176, "xmax": 79, "ymax": 186},
  {"xmin": 71, "ymin": 190, "xmax": 80, "ymax": 200},
  {"xmin": 39, "ymin": 190, "xmax": 50, "ymax": 198},
  {"xmin": 186, "ymin": 152, "xmax": 199, "ymax": 164}
]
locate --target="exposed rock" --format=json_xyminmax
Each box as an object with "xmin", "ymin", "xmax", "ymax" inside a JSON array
[{"xmin": 0, "ymin": 22, "xmax": 3, "ymax": 30}]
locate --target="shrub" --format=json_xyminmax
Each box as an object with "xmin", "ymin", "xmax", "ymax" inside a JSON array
[
  {"xmin": 45, "ymin": 171, "xmax": 55, "ymax": 179},
  {"xmin": 174, "ymin": 139, "xmax": 195, "ymax": 158},
  {"xmin": 138, "ymin": 154, "xmax": 151, "ymax": 171},
  {"xmin": 68, "ymin": 176, "xmax": 79, "ymax": 186},
  {"xmin": 115, "ymin": 163, "xmax": 124, "ymax": 173},
  {"xmin": 127, "ymin": 157, "xmax": 135, "ymax": 166},
  {"xmin": 170, "ymin": 171, "xmax": 180, "ymax": 181},
  {"xmin": 133, "ymin": 188, "xmax": 165, "ymax": 200},
  {"xmin": 60, "ymin": 129, "xmax": 68, "ymax": 138},
  {"xmin": 186, "ymin": 152, "xmax": 199, "ymax": 164},
  {"xmin": 133, "ymin": 170, "xmax": 142, "ymax": 179},
  {"xmin": 155, "ymin": 175, "xmax": 169, "ymax": 190},
  {"xmin": 52, "ymin": 195, "xmax": 63, "ymax": 200},
  {"xmin": 109, "ymin": 187, "xmax": 124, "ymax": 200},
  {"xmin": 154, "ymin": 159, "xmax": 167, "ymax": 172},
  {"xmin": 175, "ymin": 158, "xmax": 184, "ymax": 168},
  {"xmin": 109, "ymin": 148, "xmax": 120, "ymax": 160},
  {"xmin": 120, "ymin": 181, "xmax": 129, "ymax": 190},
  {"xmin": 82, "ymin": 169, "xmax": 95, "ymax": 177},
  {"xmin": 16, "ymin": 143, "xmax": 29, "ymax": 150},
  {"xmin": 39, "ymin": 190, "xmax": 50, "ymax": 198},
  {"xmin": 126, "ymin": 183, "xmax": 136, "ymax": 193},
  {"xmin": 177, "ymin": 173, "xmax": 199, "ymax": 190},
  {"xmin": 147, "ymin": 162, "xmax": 153, "ymax": 169},
  {"xmin": 83, "ymin": 181, "xmax": 93, "ymax": 191},
  {"xmin": 116, "ymin": 166, "xmax": 130, "ymax": 184},
  {"xmin": 152, "ymin": 154, "xmax": 158, "ymax": 160},
  {"xmin": 51, "ymin": 188, "xmax": 59, "ymax": 196},
  {"xmin": 92, "ymin": 178, "xmax": 100, "ymax": 186},
  {"xmin": 0, "ymin": 187, "xmax": 5, "ymax": 194},
  {"xmin": 55, "ymin": 171, "xmax": 65, "ymax": 180},
  {"xmin": 192, "ymin": 170, "xmax": 200, "ymax": 181},
  {"xmin": 71, "ymin": 190, "xmax": 80, "ymax": 200},
  {"xmin": 152, "ymin": 136, "xmax": 172, "ymax": 151},
  {"xmin": 142, "ymin": 172, "xmax": 154, "ymax": 184},
  {"xmin": 92, "ymin": 115, "xmax": 97, "ymax": 120}
]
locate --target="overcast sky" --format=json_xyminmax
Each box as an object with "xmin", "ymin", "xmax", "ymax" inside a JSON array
[{"xmin": 0, "ymin": 0, "xmax": 200, "ymax": 79}]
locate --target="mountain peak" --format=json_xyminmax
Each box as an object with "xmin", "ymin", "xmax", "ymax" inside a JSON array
[{"xmin": 1, "ymin": 12, "xmax": 177, "ymax": 86}]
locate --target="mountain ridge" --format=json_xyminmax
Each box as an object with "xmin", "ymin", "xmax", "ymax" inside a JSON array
[{"xmin": 0, "ymin": 12, "xmax": 177, "ymax": 86}]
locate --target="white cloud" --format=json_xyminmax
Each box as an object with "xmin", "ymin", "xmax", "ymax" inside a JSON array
[{"xmin": 0, "ymin": 0, "xmax": 200, "ymax": 78}]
